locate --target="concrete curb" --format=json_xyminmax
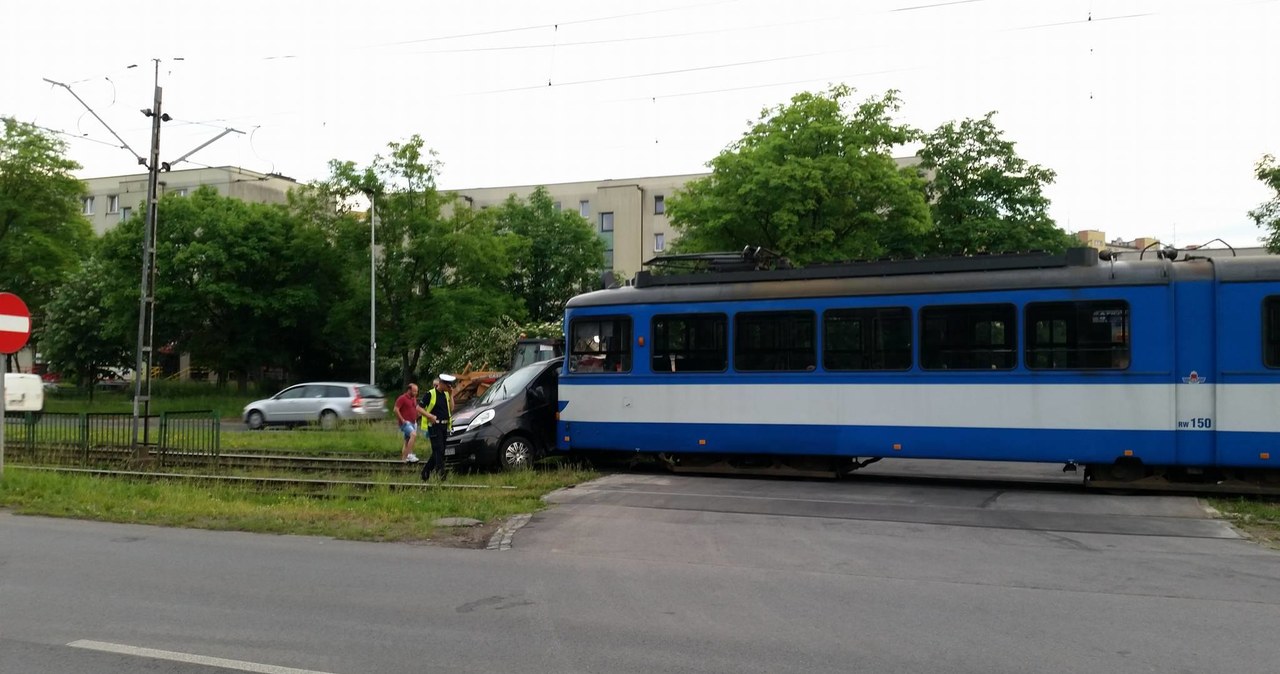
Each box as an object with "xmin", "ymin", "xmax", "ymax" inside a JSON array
[{"xmin": 487, "ymin": 513, "xmax": 532, "ymax": 550}]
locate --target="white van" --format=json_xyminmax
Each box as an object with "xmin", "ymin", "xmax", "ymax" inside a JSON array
[{"xmin": 4, "ymin": 373, "xmax": 44, "ymax": 412}]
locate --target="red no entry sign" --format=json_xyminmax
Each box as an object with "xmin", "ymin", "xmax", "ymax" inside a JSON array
[{"xmin": 0, "ymin": 292, "xmax": 31, "ymax": 355}]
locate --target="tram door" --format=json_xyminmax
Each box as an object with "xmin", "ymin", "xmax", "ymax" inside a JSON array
[
  {"xmin": 1172, "ymin": 265, "xmax": 1218, "ymax": 467},
  {"xmin": 1213, "ymin": 266, "xmax": 1278, "ymax": 470}
]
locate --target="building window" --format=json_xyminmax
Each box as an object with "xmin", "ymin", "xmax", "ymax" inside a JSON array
[
  {"xmin": 1264, "ymin": 297, "xmax": 1280, "ymax": 368},
  {"xmin": 120, "ymin": 207, "xmax": 132, "ymax": 222},
  {"xmin": 569, "ymin": 317, "xmax": 631, "ymax": 373},
  {"xmin": 81, "ymin": 197, "xmax": 94, "ymax": 215},
  {"xmin": 652, "ymin": 313, "xmax": 727, "ymax": 373},
  {"xmin": 921, "ymin": 304, "xmax": 1016, "ymax": 370},
  {"xmin": 579, "ymin": 200, "xmax": 590, "ymax": 218},
  {"xmin": 600, "ymin": 212, "xmax": 614, "ymax": 232},
  {"xmin": 175, "ymin": 188, "xmax": 188, "ymax": 197},
  {"xmin": 824, "ymin": 307, "xmax": 912, "ymax": 371},
  {"xmin": 654, "ymin": 195, "xmax": 665, "ymax": 214},
  {"xmin": 735, "ymin": 311, "xmax": 816, "ymax": 371},
  {"xmin": 1025, "ymin": 301, "xmax": 1130, "ymax": 369},
  {"xmin": 107, "ymin": 195, "xmax": 120, "ymax": 213},
  {"xmin": 654, "ymin": 233, "xmax": 665, "ymax": 252},
  {"xmin": 553, "ymin": 201, "xmax": 562, "ymax": 211}
]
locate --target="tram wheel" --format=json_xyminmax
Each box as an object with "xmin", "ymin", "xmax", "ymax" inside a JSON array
[{"xmin": 1090, "ymin": 459, "xmax": 1147, "ymax": 483}]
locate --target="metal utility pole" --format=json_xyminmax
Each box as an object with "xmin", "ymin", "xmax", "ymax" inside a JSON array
[
  {"xmin": 46, "ymin": 58, "xmax": 240, "ymax": 456},
  {"xmin": 131, "ymin": 60, "xmax": 164, "ymax": 457},
  {"xmin": 370, "ymin": 193, "xmax": 377, "ymax": 386}
]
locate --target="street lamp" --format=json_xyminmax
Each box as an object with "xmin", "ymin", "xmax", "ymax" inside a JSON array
[{"xmin": 369, "ymin": 193, "xmax": 377, "ymax": 386}]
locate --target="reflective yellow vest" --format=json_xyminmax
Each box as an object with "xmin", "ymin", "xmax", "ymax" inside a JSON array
[{"xmin": 420, "ymin": 388, "xmax": 453, "ymax": 431}]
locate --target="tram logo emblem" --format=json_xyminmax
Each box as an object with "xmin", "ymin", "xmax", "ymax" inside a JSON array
[{"xmin": 1182, "ymin": 370, "xmax": 1207, "ymax": 384}]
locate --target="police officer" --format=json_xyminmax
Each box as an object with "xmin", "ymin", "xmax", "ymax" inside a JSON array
[{"xmin": 420, "ymin": 373, "xmax": 455, "ymax": 480}]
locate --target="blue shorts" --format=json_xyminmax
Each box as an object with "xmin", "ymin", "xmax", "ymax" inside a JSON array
[{"xmin": 400, "ymin": 421, "xmax": 417, "ymax": 440}]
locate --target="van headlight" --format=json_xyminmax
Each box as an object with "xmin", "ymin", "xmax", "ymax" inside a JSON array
[{"xmin": 467, "ymin": 409, "xmax": 496, "ymax": 431}]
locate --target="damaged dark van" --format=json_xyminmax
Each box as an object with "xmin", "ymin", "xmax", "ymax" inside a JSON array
[{"xmin": 445, "ymin": 358, "xmax": 561, "ymax": 471}]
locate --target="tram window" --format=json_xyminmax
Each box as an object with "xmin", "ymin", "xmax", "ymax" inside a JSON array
[
  {"xmin": 1025, "ymin": 301, "xmax": 1129, "ymax": 369},
  {"xmin": 568, "ymin": 317, "xmax": 632, "ymax": 373},
  {"xmin": 920, "ymin": 304, "xmax": 1016, "ymax": 370},
  {"xmin": 652, "ymin": 313, "xmax": 727, "ymax": 373},
  {"xmin": 1265, "ymin": 297, "xmax": 1280, "ymax": 368},
  {"xmin": 735, "ymin": 311, "xmax": 816, "ymax": 371},
  {"xmin": 823, "ymin": 307, "xmax": 911, "ymax": 370}
]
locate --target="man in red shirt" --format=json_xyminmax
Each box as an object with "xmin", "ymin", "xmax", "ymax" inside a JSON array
[{"xmin": 394, "ymin": 383, "xmax": 425, "ymax": 463}]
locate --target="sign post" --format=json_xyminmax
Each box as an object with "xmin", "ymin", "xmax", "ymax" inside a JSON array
[{"xmin": 0, "ymin": 292, "xmax": 33, "ymax": 478}]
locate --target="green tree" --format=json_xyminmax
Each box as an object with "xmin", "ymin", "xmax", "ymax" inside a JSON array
[
  {"xmin": 286, "ymin": 160, "xmax": 385, "ymax": 384},
  {"xmin": 1251, "ymin": 154, "xmax": 1280, "ymax": 252},
  {"xmin": 0, "ymin": 117, "xmax": 93, "ymax": 363},
  {"xmin": 431, "ymin": 315, "xmax": 563, "ymax": 375},
  {"xmin": 666, "ymin": 86, "xmax": 931, "ymax": 266},
  {"xmin": 492, "ymin": 186, "xmax": 605, "ymax": 323},
  {"xmin": 918, "ymin": 112, "xmax": 1074, "ymax": 255},
  {"xmin": 96, "ymin": 187, "xmax": 352, "ymax": 389},
  {"xmin": 306, "ymin": 136, "xmax": 523, "ymax": 386},
  {"xmin": 39, "ymin": 258, "xmax": 133, "ymax": 391}
]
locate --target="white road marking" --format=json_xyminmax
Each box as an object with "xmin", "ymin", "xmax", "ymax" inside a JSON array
[{"xmin": 67, "ymin": 640, "xmax": 342, "ymax": 674}]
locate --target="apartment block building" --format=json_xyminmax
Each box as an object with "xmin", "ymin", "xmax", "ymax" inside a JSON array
[
  {"xmin": 80, "ymin": 166, "xmax": 299, "ymax": 235},
  {"xmin": 1075, "ymin": 230, "xmax": 1162, "ymax": 253},
  {"xmin": 448, "ymin": 172, "xmax": 707, "ymax": 276},
  {"xmin": 1074, "ymin": 229, "xmax": 1269, "ymax": 258},
  {"xmin": 450, "ymin": 157, "xmax": 925, "ymax": 276}
]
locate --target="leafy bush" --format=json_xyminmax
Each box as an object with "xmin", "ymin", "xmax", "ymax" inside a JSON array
[{"xmin": 427, "ymin": 316, "xmax": 562, "ymax": 375}]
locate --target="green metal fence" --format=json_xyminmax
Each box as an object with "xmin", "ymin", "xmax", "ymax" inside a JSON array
[
  {"xmin": 158, "ymin": 410, "xmax": 220, "ymax": 464},
  {"xmin": 3, "ymin": 410, "xmax": 220, "ymax": 468}
]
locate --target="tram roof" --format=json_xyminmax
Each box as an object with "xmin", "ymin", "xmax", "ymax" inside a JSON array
[{"xmin": 567, "ymin": 250, "xmax": 1280, "ymax": 309}]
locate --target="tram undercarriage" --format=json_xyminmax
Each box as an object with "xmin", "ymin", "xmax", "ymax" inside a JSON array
[{"xmin": 643, "ymin": 451, "xmax": 1280, "ymax": 495}]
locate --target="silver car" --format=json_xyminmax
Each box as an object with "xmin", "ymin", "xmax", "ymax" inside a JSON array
[{"xmin": 243, "ymin": 382, "xmax": 387, "ymax": 430}]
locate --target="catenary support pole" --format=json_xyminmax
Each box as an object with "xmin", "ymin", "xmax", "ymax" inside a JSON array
[
  {"xmin": 131, "ymin": 63, "xmax": 163, "ymax": 457},
  {"xmin": 370, "ymin": 194, "xmax": 377, "ymax": 385}
]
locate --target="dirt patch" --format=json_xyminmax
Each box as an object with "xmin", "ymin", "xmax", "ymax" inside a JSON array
[
  {"xmin": 1231, "ymin": 522, "xmax": 1280, "ymax": 550},
  {"xmin": 430, "ymin": 520, "xmax": 505, "ymax": 549}
]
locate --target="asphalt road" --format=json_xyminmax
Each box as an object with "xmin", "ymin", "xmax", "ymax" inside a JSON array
[{"xmin": 1, "ymin": 462, "xmax": 1277, "ymax": 673}]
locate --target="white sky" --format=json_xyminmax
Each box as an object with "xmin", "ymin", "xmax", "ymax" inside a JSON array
[{"xmin": 5, "ymin": 0, "xmax": 1277, "ymax": 248}]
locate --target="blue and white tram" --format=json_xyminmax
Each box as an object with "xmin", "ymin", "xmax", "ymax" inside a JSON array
[{"xmin": 554, "ymin": 249, "xmax": 1280, "ymax": 485}]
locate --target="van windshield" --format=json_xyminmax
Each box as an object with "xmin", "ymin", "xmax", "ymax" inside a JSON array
[{"xmin": 475, "ymin": 363, "xmax": 546, "ymax": 406}]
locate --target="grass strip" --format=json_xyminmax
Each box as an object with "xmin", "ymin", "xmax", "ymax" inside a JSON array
[
  {"xmin": 1207, "ymin": 497, "xmax": 1280, "ymax": 549},
  {"xmin": 0, "ymin": 464, "xmax": 597, "ymax": 543},
  {"xmin": 224, "ymin": 423, "xmax": 401, "ymax": 455}
]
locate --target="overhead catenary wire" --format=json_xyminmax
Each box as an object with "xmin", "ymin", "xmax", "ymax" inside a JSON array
[
  {"xmin": 462, "ymin": 48, "xmax": 861, "ymax": 97},
  {"xmin": 21, "ymin": 122, "xmax": 129, "ymax": 150},
  {"xmin": 376, "ymin": 0, "xmax": 743, "ymax": 48},
  {"xmin": 29, "ymin": 0, "xmax": 1274, "ymax": 199},
  {"xmin": 35, "ymin": 0, "xmax": 1202, "ymax": 128},
  {"xmin": 398, "ymin": 15, "xmax": 834, "ymax": 56}
]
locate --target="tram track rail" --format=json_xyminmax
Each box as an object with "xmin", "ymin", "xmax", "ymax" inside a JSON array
[
  {"xmin": 8, "ymin": 447, "xmax": 411, "ymax": 475},
  {"xmin": 10, "ymin": 465, "xmax": 513, "ymax": 492},
  {"xmin": 12, "ymin": 446, "xmax": 1278, "ymax": 498},
  {"xmin": 854, "ymin": 471, "xmax": 1280, "ymax": 497},
  {"xmin": 598, "ymin": 453, "xmax": 1280, "ymax": 498}
]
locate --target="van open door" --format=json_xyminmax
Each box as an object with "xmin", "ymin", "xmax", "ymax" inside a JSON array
[{"xmin": 511, "ymin": 338, "xmax": 564, "ymax": 371}]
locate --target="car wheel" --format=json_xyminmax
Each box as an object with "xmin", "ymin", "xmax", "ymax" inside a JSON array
[
  {"xmin": 246, "ymin": 410, "xmax": 265, "ymax": 430},
  {"xmin": 496, "ymin": 434, "xmax": 537, "ymax": 471},
  {"xmin": 319, "ymin": 410, "xmax": 339, "ymax": 430}
]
